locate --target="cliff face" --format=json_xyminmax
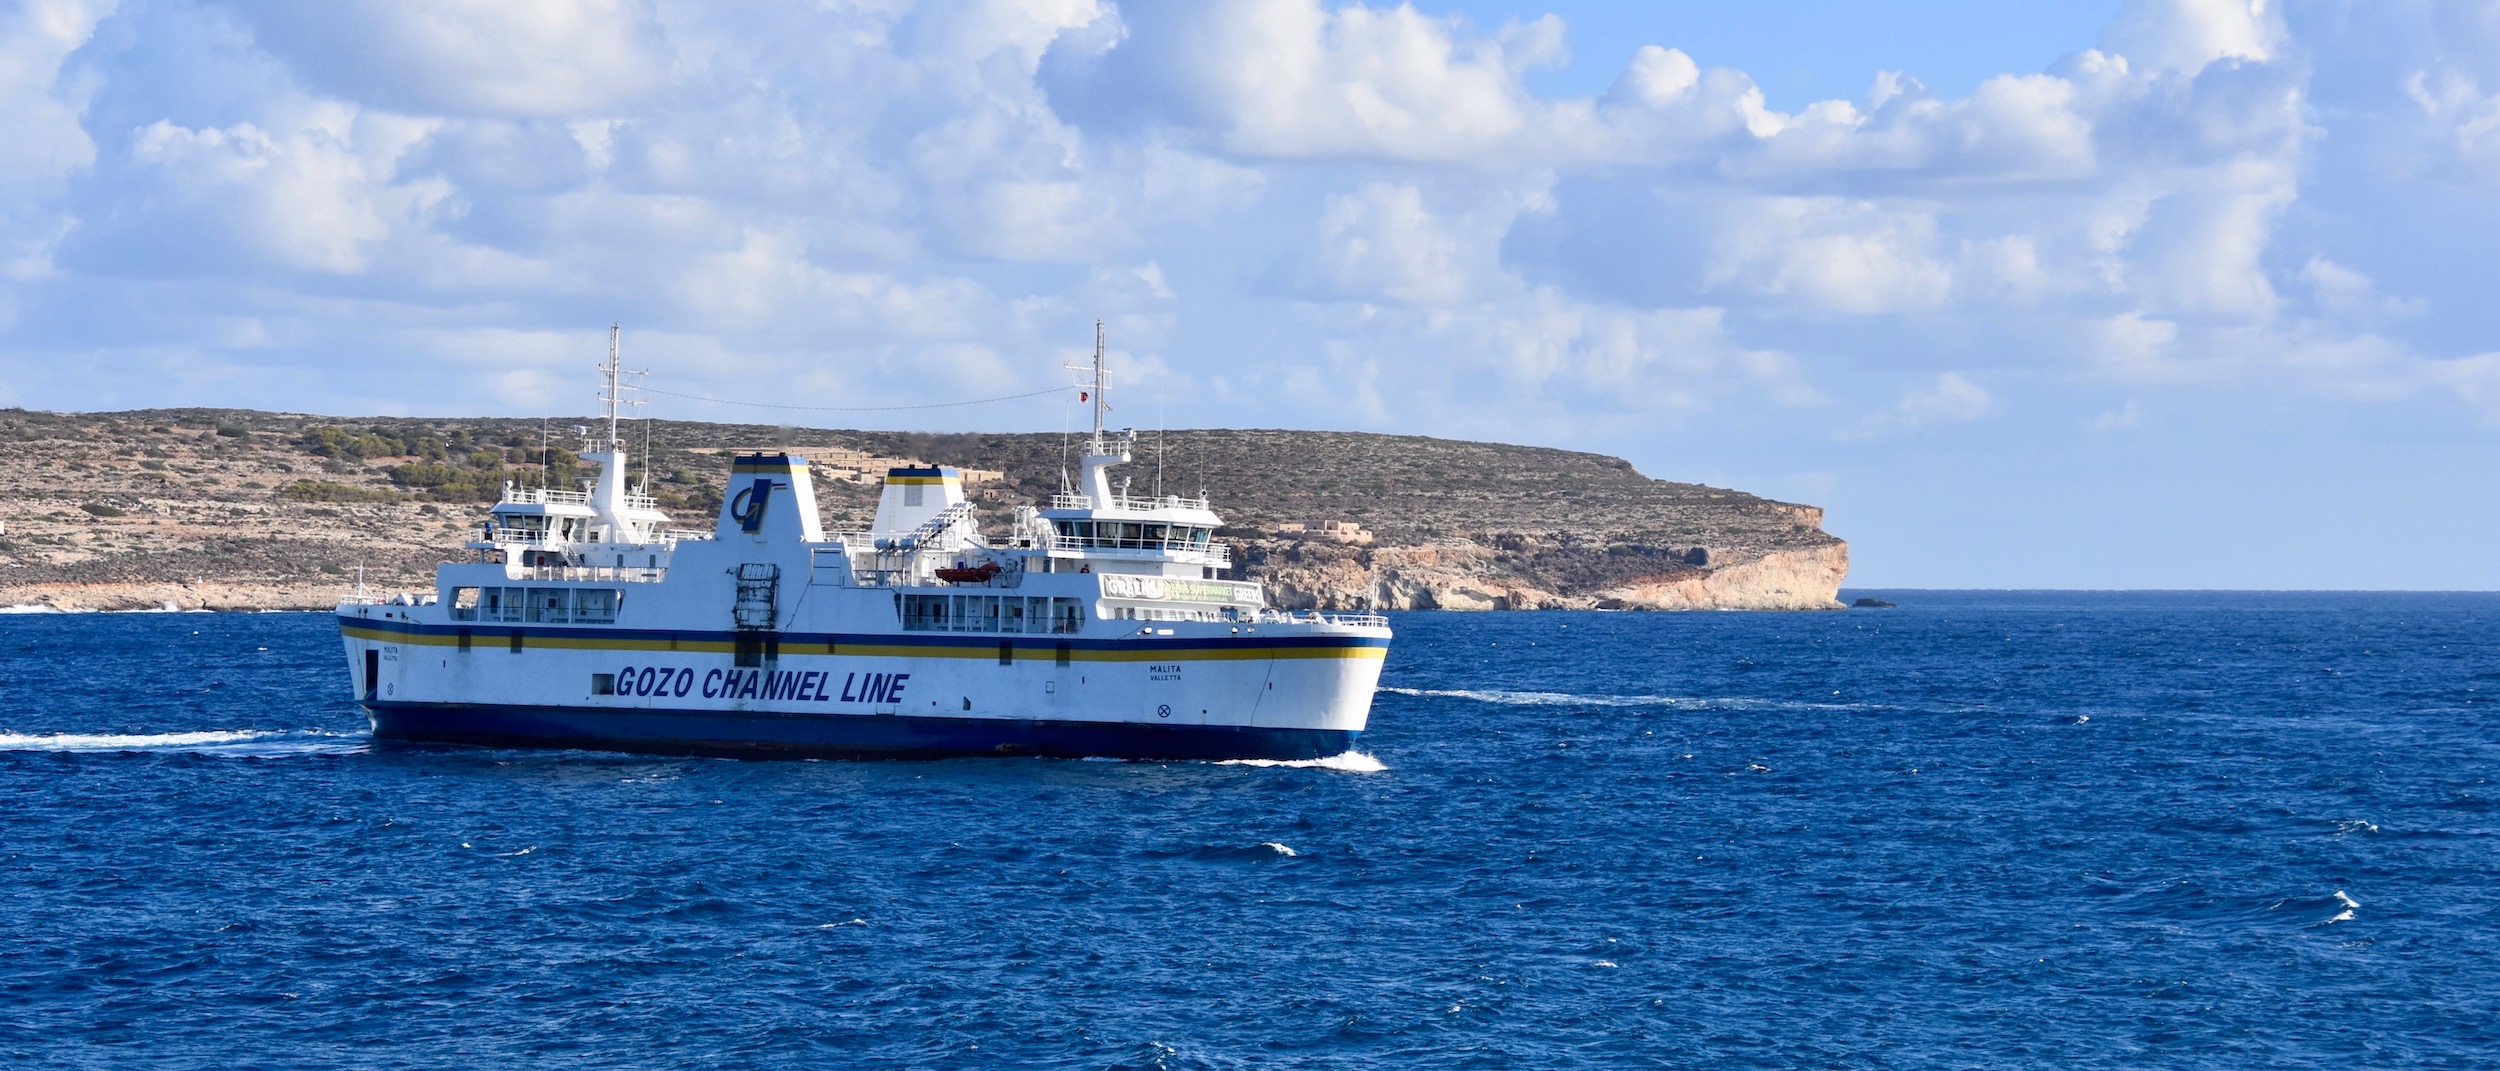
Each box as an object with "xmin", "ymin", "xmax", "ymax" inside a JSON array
[
  {"xmin": 0, "ymin": 409, "xmax": 1848, "ymax": 612},
  {"xmin": 1254, "ymin": 540, "xmax": 1848, "ymax": 612}
]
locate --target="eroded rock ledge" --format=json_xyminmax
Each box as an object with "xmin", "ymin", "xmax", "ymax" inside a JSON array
[{"xmin": 1253, "ymin": 539, "xmax": 1848, "ymax": 612}]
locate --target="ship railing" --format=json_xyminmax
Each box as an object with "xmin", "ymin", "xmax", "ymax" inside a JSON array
[
  {"xmin": 507, "ymin": 565, "xmax": 670, "ymax": 583},
  {"xmin": 659, "ymin": 528, "xmax": 714, "ymax": 542},
  {"xmin": 624, "ymin": 493, "xmax": 661, "ymax": 511},
  {"xmin": 342, "ymin": 592, "xmax": 437, "ymax": 607},
  {"xmin": 1048, "ymin": 492, "xmax": 1212, "ymax": 512},
  {"xmin": 1031, "ymin": 532, "xmax": 1230, "ymax": 567},
  {"xmin": 866, "ymin": 502, "xmax": 977, "ymax": 552},
  {"xmin": 850, "ymin": 567, "xmax": 909, "ymax": 588},
  {"xmin": 1259, "ymin": 609, "xmax": 1389, "ymax": 628},
  {"xmin": 501, "ymin": 487, "xmax": 591, "ymax": 506}
]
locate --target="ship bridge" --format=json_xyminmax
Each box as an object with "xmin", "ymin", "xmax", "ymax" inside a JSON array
[
  {"xmin": 1029, "ymin": 490, "xmax": 1229, "ymax": 573},
  {"xmin": 463, "ymin": 326, "xmax": 708, "ymax": 576}
]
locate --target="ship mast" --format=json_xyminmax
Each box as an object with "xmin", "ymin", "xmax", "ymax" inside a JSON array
[
  {"xmin": 586, "ymin": 324, "xmax": 649, "ymax": 540},
  {"xmin": 1091, "ymin": 319, "xmax": 1108, "ymax": 445},
  {"xmin": 601, "ymin": 323, "xmax": 626, "ymax": 451},
  {"xmin": 1068, "ymin": 319, "xmax": 1130, "ymax": 506}
]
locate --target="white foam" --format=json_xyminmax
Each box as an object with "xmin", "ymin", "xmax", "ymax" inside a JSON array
[
  {"xmin": 0, "ymin": 729, "xmax": 276, "ymax": 750},
  {"xmin": 0, "ymin": 603, "xmax": 93, "ymax": 615},
  {"xmin": 0, "ymin": 729, "xmax": 365, "ymax": 755},
  {"xmin": 2328, "ymin": 889, "xmax": 2360, "ymax": 924},
  {"xmin": 1259, "ymin": 842, "xmax": 1298, "ymax": 857},
  {"xmin": 1376, "ymin": 686, "xmax": 1856, "ymax": 712},
  {"xmin": 1218, "ymin": 751, "xmax": 1387, "ymax": 773},
  {"xmin": 1379, "ymin": 686, "xmax": 1679, "ymax": 708}
]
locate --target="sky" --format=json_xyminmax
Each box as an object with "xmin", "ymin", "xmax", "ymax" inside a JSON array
[{"xmin": 4, "ymin": 0, "xmax": 2500, "ymax": 589}]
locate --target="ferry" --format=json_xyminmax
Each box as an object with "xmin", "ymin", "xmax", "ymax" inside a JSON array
[{"xmin": 335, "ymin": 327, "xmax": 1391, "ymax": 760}]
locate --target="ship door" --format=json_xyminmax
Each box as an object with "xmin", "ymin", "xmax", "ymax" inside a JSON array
[
  {"xmin": 362, "ymin": 649, "xmax": 380, "ymax": 701},
  {"xmin": 733, "ymin": 563, "xmax": 780, "ymax": 629},
  {"xmin": 732, "ymin": 563, "xmax": 781, "ymax": 668}
]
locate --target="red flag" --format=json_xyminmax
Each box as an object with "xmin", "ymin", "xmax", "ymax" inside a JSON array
[{"xmin": 1079, "ymin": 391, "xmax": 1088, "ymax": 401}]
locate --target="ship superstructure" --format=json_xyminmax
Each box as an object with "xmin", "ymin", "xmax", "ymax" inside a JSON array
[{"xmin": 337, "ymin": 327, "xmax": 1390, "ymax": 760}]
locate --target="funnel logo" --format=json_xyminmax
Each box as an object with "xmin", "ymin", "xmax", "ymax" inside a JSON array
[{"xmin": 729, "ymin": 479, "xmax": 774, "ymax": 533}]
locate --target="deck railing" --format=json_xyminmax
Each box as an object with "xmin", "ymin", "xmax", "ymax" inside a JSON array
[
  {"xmin": 1032, "ymin": 532, "xmax": 1230, "ymax": 567},
  {"xmin": 1047, "ymin": 492, "xmax": 1213, "ymax": 512},
  {"xmin": 508, "ymin": 565, "xmax": 668, "ymax": 583}
]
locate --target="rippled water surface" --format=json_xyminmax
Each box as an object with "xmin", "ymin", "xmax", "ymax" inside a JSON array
[{"xmin": 4, "ymin": 593, "xmax": 2497, "ymax": 1068}]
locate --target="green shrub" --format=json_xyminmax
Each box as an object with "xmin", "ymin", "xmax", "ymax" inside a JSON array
[{"xmin": 80, "ymin": 502, "xmax": 127, "ymax": 517}]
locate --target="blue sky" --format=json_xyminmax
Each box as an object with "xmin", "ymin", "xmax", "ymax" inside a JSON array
[{"xmin": 5, "ymin": 0, "xmax": 2499, "ymax": 589}]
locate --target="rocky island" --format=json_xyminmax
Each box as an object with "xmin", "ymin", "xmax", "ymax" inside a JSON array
[{"xmin": 0, "ymin": 409, "xmax": 1847, "ymax": 612}]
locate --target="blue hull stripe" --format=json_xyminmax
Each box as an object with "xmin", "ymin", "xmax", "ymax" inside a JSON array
[
  {"xmin": 340, "ymin": 614, "xmax": 1386, "ymax": 654},
  {"xmin": 365, "ymin": 701, "xmax": 1358, "ymax": 762}
]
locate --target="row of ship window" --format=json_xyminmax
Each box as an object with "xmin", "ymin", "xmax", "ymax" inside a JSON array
[
  {"xmin": 448, "ymin": 585, "xmax": 623, "ymax": 624},
  {"xmin": 1049, "ymin": 520, "xmax": 1215, "ymax": 548},
  {"xmin": 901, "ymin": 594, "xmax": 1086, "ymax": 634},
  {"xmin": 449, "ymin": 587, "xmax": 1138, "ymax": 635}
]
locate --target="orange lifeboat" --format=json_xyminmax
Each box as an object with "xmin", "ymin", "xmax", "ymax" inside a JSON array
[{"xmin": 934, "ymin": 561, "xmax": 1002, "ymax": 584}]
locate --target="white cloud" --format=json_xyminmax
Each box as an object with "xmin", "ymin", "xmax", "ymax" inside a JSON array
[
  {"xmin": 230, "ymin": 0, "xmax": 661, "ymax": 118},
  {"xmin": 2124, "ymin": 186, "xmax": 2291, "ymax": 319},
  {"xmin": 1834, "ymin": 370, "xmax": 1994, "ymax": 440},
  {"xmin": 1044, "ymin": 0, "xmax": 1562, "ymax": 162},
  {"xmin": 0, "ymin": 0, "xmax": 110, "ymax": 197},
  {"xmin": 2298, "ymin": 255, "xmax": 2422, "ymax": 319},
  {"xmin": 1299, "ymin": 183, "xmax": 1474, "ymax": 305},
  {"xmin": 1703, "ymin": 197, "xmax": 1956, "ymax": 314},
  {"xmin": 125, "ymin": 107, "xmax": 442, "ymax": 274},
  {"xmin": 2099, "ymin": 0, "xmax": 2284, "ymax": 75},
  {"xmin": 1900, "ymin": 371, "xmax": 1994, "ymax": 423},
  {"xmin": 672, "ymin": 228, "xmax": 992, "ymax": 337}
]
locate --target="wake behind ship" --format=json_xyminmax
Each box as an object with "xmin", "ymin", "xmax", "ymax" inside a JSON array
[{"xmin": 336, "ymin": 329, "xmax": 1390, "ymax": 760}]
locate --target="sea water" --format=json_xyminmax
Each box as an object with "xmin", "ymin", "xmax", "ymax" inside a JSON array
[{"xmin": 2, "ymin": 592, "xmax": 2495, "ymax": 1068}]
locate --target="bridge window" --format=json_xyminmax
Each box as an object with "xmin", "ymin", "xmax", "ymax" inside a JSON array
[{"xmin": 574, "ymin": 588, "xmax": 623, "ymax": 624}]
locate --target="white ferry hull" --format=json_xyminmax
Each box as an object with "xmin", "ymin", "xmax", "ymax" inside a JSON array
[{"xmin": 341, "ymin": 615, "xmax": 1386, "ymax": 760}]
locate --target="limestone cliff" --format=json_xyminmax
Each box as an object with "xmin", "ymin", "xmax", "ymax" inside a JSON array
[{"xmin": 1253, "ymin": 539, "xmax": 1848, "ymax": 612}]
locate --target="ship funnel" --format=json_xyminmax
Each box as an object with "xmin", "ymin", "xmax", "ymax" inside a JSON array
[
  {"xmin": 716, "ymin": 453, "xmax": 826, "ymax": 543},
  {"xmin": 871, "ymin": 466, "xmax": 965, "ymax": 535}
]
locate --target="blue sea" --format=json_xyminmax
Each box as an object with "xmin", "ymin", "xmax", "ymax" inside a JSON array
[{"xmin": 3, "ymin": 592, "xmax": 2496, "ymax": 1068}]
